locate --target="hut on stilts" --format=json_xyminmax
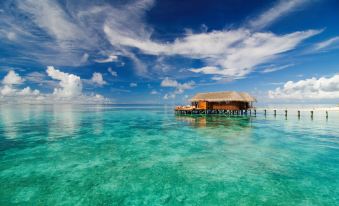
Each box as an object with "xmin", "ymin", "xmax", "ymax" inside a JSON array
[{"xmin": 175, "ymin": 91, "xmax": 256, "ymax": 115}]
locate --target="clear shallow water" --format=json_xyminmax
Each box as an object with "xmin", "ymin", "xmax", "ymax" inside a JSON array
[{"xmin": 0, "ymin": 105, "xmax": 338, "ymax": 205}]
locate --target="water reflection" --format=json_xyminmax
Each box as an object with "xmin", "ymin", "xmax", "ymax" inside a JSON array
[
  {"xmin": 175, "ymin": 114, "xmax": 253, "ymax": 140},
  {"xmin": 175, "ymin": 114, "xmax": 252, "ymax": 128},
  {"xmin": 0, "ymin": 105, "xmax": 42, "ymax": 139},
  {"xmin": 48, "ymin": 105, "xmax": 82, "ymax": 139}
]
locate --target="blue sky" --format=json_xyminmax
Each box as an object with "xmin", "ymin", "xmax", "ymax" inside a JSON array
[{"xmin": 0, "ymin": 0, "xmax": 339, "ymax": 104}]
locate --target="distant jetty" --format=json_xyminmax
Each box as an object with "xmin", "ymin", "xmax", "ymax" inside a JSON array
[{"xmin": 175, "ymin": 91, "xmax": 256, "ymax": 115}]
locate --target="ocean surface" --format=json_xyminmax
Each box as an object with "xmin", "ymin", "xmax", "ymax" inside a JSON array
[{"xmin": 0, "ymin": 105, "xmax": 338, "ymax": 205}]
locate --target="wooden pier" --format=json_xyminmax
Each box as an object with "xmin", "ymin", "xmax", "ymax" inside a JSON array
[
  {"xmin": 175, "ymin": 107, "xmax": 332, "ymax": 119},
  {"xmin": 175, "ymin": 107, "xmax": 255, "ymax": 116}
]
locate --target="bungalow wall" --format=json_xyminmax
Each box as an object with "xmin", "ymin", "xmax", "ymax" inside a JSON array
[
  {"xmin": 193, "ymin": 101, "xmax": 251, "ymax": 110},
  {"xmin": 198, "ymin": 101, "xmax": 207, "ymax": 109}
]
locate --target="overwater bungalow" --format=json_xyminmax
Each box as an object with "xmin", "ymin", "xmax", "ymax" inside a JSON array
[{"xmin": 175, "ymin": 91, "xmax": 256, "ymax": 115}]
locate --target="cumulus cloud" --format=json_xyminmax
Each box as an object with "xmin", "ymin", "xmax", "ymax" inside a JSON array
[
  {"xmin": 268, "ymin": 74, "xmax": 339, "ymax": 99},
  {"xmin": 161, "ymin": 77, "xmax": 195, "ymax": 99},
  {"xmin": 0, "ymin": 85, "xmax": 40, "ymax": 97},
  {"xmin": 0, "ymin": 67, "xmax": 110, "ymax": 104},
  {"xmin": 89, "ymin": 72, "xmax": 107, "ymax": 86},
  {"xmin": 161, "ymin": 77, "xmax": 179, "ymax": 87},
  {"xmin": 2, "ymin": 70, "xmax": 24, "ymax": 85},
  {"xmin": 46, "ymin": 66, "xmax": 82, "ymax": 98},
  {"xmin": 0, "ymin": 70, "xmax": 41, "ymax": 102}
]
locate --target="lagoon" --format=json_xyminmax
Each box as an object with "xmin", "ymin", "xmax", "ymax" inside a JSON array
[{"xmin": 0, "ymin": 105, "xmax": 338, "ymax": 205}]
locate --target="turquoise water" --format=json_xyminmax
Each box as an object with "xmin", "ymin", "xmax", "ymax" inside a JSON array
[{"xmin": 0, "ymin": 105, "xmax": 338, "ymax": 205}]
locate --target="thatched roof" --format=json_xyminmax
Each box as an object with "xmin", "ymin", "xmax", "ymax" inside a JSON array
[{"xmin": 191, "ymin": 91, "xmax": 256, "ymax": 102}]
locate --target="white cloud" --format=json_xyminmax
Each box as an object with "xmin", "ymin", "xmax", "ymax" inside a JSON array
[
  {"xmin": 189, "ymin": 30, "xmax": 319, "ymax": 78},
  {"xmin": 0, "ymin": 85, "xmax": 40, "ymax": 97},
  {"xmin": 161, "ymin": 77, "xmax": 195, "ymax": 94},
  {"xmin": 161, "ymin": 77, "xmax": 195, "ymax": 99},
  {"xmin": 129, "ymin": 83, "xmax": 138, "ymax": 87},
  {"xmin": 248, "ymin": 0, "xmax": 308, "ymax": 30},
  {"xmin": 0, "ymin": 85, "xmax": 16, "ymax": 96},
  {"xmin": 189, "ymin": 66, "xmax": 222, "ymax": 76},
  {"xmin": 105, "ymin": 20, "xmax": 320, "ymax": 79},
  {"xmin": 261, "ymin": 64, "xmax": 294, "ymax": 73},
  {"xmin": 90, "ymin": 72, "xmax": 107, "ymax": 86},
  {"xmin": 268, "ymin": 74, "xmax": 339, "ymax": 99},
  {"xmin": 2, "ymin": 70, "xmax": 24, "ymax": 85},
  {"xmin": 0, "ymin": 71, "xmax": 42, "ymax": 102},
  {"xmin": 163, "ymin": 93, "xmax": 175, "ymax": 100},
  {"xmin": 6, "ymin": 32, "xmax": 16, "ymax": 41},
  {"xmin": 104, "ymin": 27, "xmax": 250, "ymax": 58},
  {"xmin": 18, "ymin": 87, "xmax": 40, "ymax": 96},
  {"xmin": 11, "ymin": 0, "xmax": 96, "ymax": 66},
  {"xmin": 108, "ymin": 67, "xmax": 117, "ymax": 77},
  {"xmin": 313, "ymin": 36, "xmax": 339, "ymax": 51},
  {"xmin": 150, "ymin": 89, "xmax": 158, "ymax": 95},
  {"xmin": 46, "ymin": 66, "xmax": 82, "ymax": 98},
  {"xmin": 0, "ymin": 67, "xmax": 110, "ymax": 104},
  {"xmin": 18, "ymin": 0, "xmax": 84, "ymax": 42},
  {"xmin": 81, "ymin": 53, "xmax": 90, "ymax": 63},
  {"xmin": 161, "ymin": 77, "xmax": 179, "ymax": 87},
  {"xmin": 95, "ymin": 55, "xmax": 118, "ymax": 63}
]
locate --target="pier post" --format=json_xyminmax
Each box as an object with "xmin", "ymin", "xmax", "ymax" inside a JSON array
[
  {"xmin": 249, "ymin": 110, "xmax": 252, "ymax": 116},
  {"xmin": 311, "ymin": 111, "xmax": 314, "ymax": 119},
  {"xmin": 274, "ymin": 110, "xmax": 276, "ymax": 116},
  {"xmin": 326, "ymin": 111, "xmax": 328, "ymax": 119},
  {"xmin": 298, "ymin": 110, "xmax": 300, "ymax": 119},
  {"xmin": 285, "ymin": 110, "xmax": 287, "ymax": 117},
  {"xmin": 254, "ymin": 110, "xmax": 256, "ymax": 116},
  {"xmin": 264, "ymin": 109, "xmax": 266, "ymax": 116}
]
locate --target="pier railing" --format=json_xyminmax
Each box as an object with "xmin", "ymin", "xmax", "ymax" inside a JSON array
[{"xmin": 175, "ymin": 108, "xmax": 333, "ymax": 119}]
